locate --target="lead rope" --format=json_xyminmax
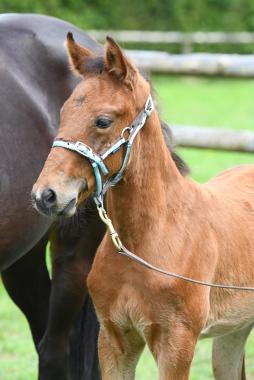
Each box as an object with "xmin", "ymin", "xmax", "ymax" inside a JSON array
[{"xmin": 97, "ymin": 204, "xmax": 254, "ymax": 292}]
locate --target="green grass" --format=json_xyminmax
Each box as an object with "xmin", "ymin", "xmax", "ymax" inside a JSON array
[
  {"xmin": 153, "ymin": 75, "xmax": 254, "ymax": 131},
  {"xmin": 1, "ymin": 76, "xmax": 254, "ymax": 379},
  {"xmin": 153, "ymin": 75, "xmax": 254, "ymax": 183},
  {"xmin": 0, "ymin": 285, "xmax": 37, "ymax": 380}
]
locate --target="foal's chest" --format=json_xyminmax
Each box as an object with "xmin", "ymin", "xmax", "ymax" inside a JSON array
[
  {"xmin": 88, "ymin": 255, "xmax": 190, "ymax": 338},
  {"xmin": 88, "ymin": 266, "xmax": 155, "ymax": 332}
]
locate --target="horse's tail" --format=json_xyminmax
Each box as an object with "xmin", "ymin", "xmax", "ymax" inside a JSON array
[{"xmin": 69, "ymin": 295, "xmax": 101, "ymax": 380}]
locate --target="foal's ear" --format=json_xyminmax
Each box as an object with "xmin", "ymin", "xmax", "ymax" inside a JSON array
[
  {"xmin": 105, "ymin": 36, "xmax": 136, "ymax": 89},
  {"xmin": 65, "ymin": 32, "xmax": 95, "ymax": 76}
]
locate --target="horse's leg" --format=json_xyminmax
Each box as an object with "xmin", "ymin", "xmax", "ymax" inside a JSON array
[
  {"xmin": 1, "ymin": 234, "xmax": 50, "ymax": 347},
  {"xmin": 39, "ymin": 211, "xmax": 104, "ymax": 380},
  {"xmin": 145, "ymin": 324, "xmax": 197, "ymax": 380},
  {"xmin": 68, "ymin": 295, "xmax": 100, "ymax": 380},
  {"xmin": 98, "ymin": 324, "xmax": 145, "ymax": 380},
  {"xmin": 242, "ymin": 354, "xmax": 246, "ymax": 380},
  {"xmin": 212, "ymin": 325, "xmax": 252, "ymax": 380},
  {"xmin": 38, "ymin": 251, "xmax": 90, "ymax": 380}
]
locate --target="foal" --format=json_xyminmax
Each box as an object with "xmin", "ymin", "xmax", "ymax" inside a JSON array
[{"xmin": 33, "ymin": 35, "xmax": 254, "ymax": 379}]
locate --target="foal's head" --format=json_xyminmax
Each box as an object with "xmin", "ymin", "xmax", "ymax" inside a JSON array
[{"xmin": 32, "ymin": 34, "xmax": 152, "ymax": 217}]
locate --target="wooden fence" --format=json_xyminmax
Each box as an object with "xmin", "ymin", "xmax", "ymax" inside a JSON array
[
  {"xmin": 88, "ymin": 30, "xmax": 254, "ymax": 53},
  {"xmin": 87, "ymin": 31, "xmax": 253, "ymax": 144},
  {"xmin": 127, "ymin": 50, "xmax": 254, "ymax": 77},
  {"xmin": 165, "ymin": 125, "xmax": 254, "ymax": 152},
  {"xmin": 87, "ymin": 30, "xmax": 254, "ymax": 76}
]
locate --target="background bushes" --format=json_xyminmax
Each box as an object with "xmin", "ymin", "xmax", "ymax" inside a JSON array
[
  {"xmin": 1, "ymin": 1, "xmax": 254, "ymax": 52},
  {"xmin": 1, "ymin": 0, "xmax": 254, "ymax": 31}
]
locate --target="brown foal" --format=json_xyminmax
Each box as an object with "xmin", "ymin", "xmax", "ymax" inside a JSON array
[{"xmin": 33, "ymin": 35, "xmax": 254, "ymax": 379}]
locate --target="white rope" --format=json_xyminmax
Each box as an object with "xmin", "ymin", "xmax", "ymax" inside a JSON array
[{"xmin": 119, "ymin": 245, "xmax": 254, "ymax": 291}]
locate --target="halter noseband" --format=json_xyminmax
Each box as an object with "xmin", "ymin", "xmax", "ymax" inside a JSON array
[{"xmin": 52, "ymin": 95, "xmax": 154, "ymax": 206}]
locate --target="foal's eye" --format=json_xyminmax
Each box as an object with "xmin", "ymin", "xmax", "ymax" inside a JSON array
[{"xmin": 95, "ymin": 117, "xmax": 112, "ymax": 129}]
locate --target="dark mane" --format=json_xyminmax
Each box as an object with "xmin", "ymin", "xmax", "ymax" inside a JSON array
[{"xmin": 161, "ymin": 121, "xmax": 190, "ymax": 176}]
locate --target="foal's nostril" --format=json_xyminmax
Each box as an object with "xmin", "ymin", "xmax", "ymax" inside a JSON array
[{"xmin": 41, "ymin": 188, "xmax": 57, "ymax": 209}]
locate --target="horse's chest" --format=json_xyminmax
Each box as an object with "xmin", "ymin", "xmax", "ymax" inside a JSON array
[{"xmin": 89, "ymin": 265, "xmax": 163, "ymax": 335}]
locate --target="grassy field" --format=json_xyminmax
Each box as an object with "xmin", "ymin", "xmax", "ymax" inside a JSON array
[
  {"xmin": 1, "ymin": 75, "xmax": 254, "ymax": 379},
  {"xmin": 153, "ymin": 75, "xmax": 254, "ymax": 183}
]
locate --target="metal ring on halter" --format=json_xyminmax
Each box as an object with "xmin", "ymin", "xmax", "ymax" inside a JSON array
[{"xmin": 121, "ymin": 126, "xmax": 131, "ymax": 139}]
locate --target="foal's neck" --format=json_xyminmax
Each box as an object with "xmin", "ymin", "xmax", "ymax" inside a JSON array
[{"xmin": 106, "ymin": 109, "xmax": 189, "ymax": 243}]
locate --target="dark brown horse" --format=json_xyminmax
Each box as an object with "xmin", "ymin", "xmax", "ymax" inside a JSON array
[
  {"xmin": 33, "ymin": 35, "xmax": 252, "ymax": 379},
  {"xmin": 0, "ymin": 13, "xmax": 104, "ymax": 380},
  {"xmin": 1, "ymin": 13, "xmax": 188, "ymax": 380}
]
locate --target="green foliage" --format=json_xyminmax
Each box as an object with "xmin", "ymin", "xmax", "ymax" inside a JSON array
[
  {"xmin": 1, "ymin": 0, "xmax": 254, "ymax": 52},
  {"xmin": 1, "ymin": 0, "xmax": 254, "ymax": 31}
]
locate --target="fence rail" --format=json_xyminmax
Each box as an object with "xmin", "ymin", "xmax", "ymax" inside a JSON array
[
  {"xmin": 87, "ymin": 30, "xmax": 254, "ymax": 76},
  {"xmin": 88, "ymin": 30, "xmax": 254, "ymax": 53},
  {"xmin": 127, "ymin": 50, "xmax": 254, "ymax": 77},
  {"xmin": 168, "ymin": 125, "xmax": 254, "ymax": 152}
]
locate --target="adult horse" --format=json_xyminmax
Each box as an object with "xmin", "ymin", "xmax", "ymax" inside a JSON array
[
  {"xmin": 0, "ymin": 13, "xmax": 104, "ymax": 380},
  {"xmin": 0, "ymin": 13, "xmax": 188, "ymax": 380},
  {"xmin": 33, "ymin": 34, "xmax": 252, "ymax": 379}
]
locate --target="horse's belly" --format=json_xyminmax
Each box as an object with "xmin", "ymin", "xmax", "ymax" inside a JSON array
[{"xmin": 200, "ymin": 296, "xmax": 254, "ymax": 339}]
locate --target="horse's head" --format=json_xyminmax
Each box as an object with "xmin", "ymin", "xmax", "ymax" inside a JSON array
[{"xmin": 32, "ymin": 34, "xmax": 151, "ymax": 217}]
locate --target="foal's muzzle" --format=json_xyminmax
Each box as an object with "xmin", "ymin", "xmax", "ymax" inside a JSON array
[
  {"xmin": 31, "ymin": 177, "xmax": 87, "ymax": 218},
  {"xmin": 31, "ymin": 187, "xmax": 57, "ymax": 214},
  {"xmin": 31, "ymin": 187, "xmax": 77, "ymax": 217}
]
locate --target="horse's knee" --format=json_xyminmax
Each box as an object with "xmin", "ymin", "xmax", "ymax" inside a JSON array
[
  {"xmin": 38, "ymin": 335, "xmax": 70, "ymax": 380},
  {"xmin": 145, "ymin": 323, "xmax": 197, "ymax": 380},
  {"xmin": 98, "ymin": 324, "xmax": 144, "ymax": 380}
]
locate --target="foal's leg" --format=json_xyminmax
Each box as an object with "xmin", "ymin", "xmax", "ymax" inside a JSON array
[
  {"xmin": 98, "ymin": 323, "xmax": 145, "ymax": 380},
  {"xmin": 1, "ymin": 235, "xmax": 50, "ymax": 347},
  {"xmin": 145, "ymin": 324, "xmax": 197, "ymax": 380},
  {"xmin": 212, "ymin": 326, "xmax": 252, "ymax": 380}
]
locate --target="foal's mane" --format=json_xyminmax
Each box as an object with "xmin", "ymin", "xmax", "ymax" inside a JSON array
[{"xmin": 160, "ymin": 121, "xmax": 189, "ymax": 176}]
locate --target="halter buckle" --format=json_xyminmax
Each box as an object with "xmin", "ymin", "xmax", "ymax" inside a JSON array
[
  {"xmin": 144, "ymin": 95, "xmax": 154, "ymax": 116},
  {"xmin": 74, "ymin": 141, "xmax": 92, "ymax": 154}
]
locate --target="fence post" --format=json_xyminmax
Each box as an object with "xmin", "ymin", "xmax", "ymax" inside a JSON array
[{"xmin": 182, "ymin": 34, "xmax": 193, "ymax": 53}]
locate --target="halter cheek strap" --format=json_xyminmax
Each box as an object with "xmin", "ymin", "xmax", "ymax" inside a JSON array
[{"xmin": 52, "ymin": 95, "xmax": 154, "ymax": 206}]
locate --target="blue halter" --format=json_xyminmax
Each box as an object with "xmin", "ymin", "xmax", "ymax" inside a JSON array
[{"xmin": 52, "ymin": 95, "xmax": 154, "ymax": 207}]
